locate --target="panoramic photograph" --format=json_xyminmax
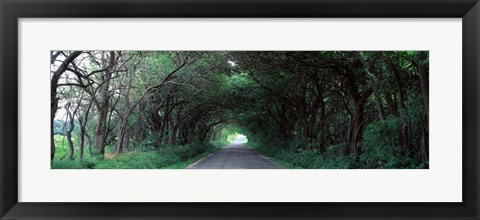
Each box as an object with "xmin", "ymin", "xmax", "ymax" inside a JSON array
[{"xmin": 51, "ymin": 51, "xmax": 429, "ymax": 169}]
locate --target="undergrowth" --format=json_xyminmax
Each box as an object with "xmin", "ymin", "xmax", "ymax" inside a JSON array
[
  {"xmin": 51, "ymin": 135, "xmax": 225, "ymax": 169},
  {"xmin": 247, "ymin": 137, "xmax": 427, "ymax": 169}
]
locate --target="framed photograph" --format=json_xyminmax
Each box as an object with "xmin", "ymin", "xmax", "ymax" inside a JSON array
[{"xmin": 1, "ymin": 0, "xmax": 479, "ymax": 219}]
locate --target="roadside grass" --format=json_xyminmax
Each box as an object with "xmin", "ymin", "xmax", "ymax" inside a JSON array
[
  {"xmin": 247, "ymin": 139, "xmax": 428, "ymax": 169},
  {"xmin": 165, "ymin": 150, "xmax": 215, "ymax": 169},
  {"xmin": 164, "ymin": 139, "xmax": 230, "ymax": 169},
  {"xmin": 51, "ymin": 135, "xmax": 227, "ymax": 169},
  {"xmin": 245, "ymin": 140, "xmax": 359, "ymax": 169}
]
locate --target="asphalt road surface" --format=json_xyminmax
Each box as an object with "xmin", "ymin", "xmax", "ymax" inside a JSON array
[{"xmin": 188, "ymin": 143, "xmax": 283, "ymax": 169}]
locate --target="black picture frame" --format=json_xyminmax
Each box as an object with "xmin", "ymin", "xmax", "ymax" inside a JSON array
[{"xmin": 1, "ymin": 0, "xmax": 479, "ymax": 219}]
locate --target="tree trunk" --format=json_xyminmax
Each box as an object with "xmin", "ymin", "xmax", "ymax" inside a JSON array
[
  {"xmin": 388, "ymin": 57, "xmax": 410, "ymax": 151},
  {"xmin": 93, "ymin": 51, "xmax": 115, "ymax": 156},
  {"xmin": 66, "ymin": 131, "xmax": 74, "ymax": 160},
  {"xmin": 86, "ymin": 134, "xmax": 93, "ymax": 156},
  {"xmin": 415, "ymin": 52, "xmax": 429, "ymax": 163},
  {"xmin": 135, "ymin": 103, "xmax": 146, "ymax": 143},
  {"xmin": 344, "ymin": 67, "xmax": 372, "ymax": 155},
  {"xmin": 350, "ymin": 102, "xmax": 366, "ymax": 154},
  {"xmin": 115, "ymin": 111, "xmax": 131, "ymax": 154},
  {"xmin": 371, "ymin": 79, "xmax": 385, "ymax": 120},
  {"xmin": 50, "ymin": 51, "xmax": 82, "ymax": 160},
  {"xmin": 115, "ymin": 117, "xmax": 126, "ymax": 154},
  {"xmin": 150, "ymin": 106, "xmax": 162, "ymax": 132},
  {"xmin": 318, "ymin": 97, "xmax": 327, "ymax": 152},
  {"xmin": 123, "ymin": 126, "xmax": 130, "ymax": 150},
  {"xmin": 363, "ymin": 53, "xmax": 385, "ymax": 121},
  {"xmin": 65, "ymin": 105, "xmax": 76, "ymax": 160},
  {"xmin": 94, "ymin": 104, "xmax": 109, "ymax": 155},
  {"xmin": 416, "ymin": 52, "xmax": 429, "ymax": 121},
  {"xmin": 384, "ymin": 92, "xmax": 397, "ymax": 116},
  {"xmin": 78, "ymin": 126, "xmax": 85, "ymax": 160},
  {"xmin": 77, "ymin": 103, "xmax": 92, "ymax": 160}
]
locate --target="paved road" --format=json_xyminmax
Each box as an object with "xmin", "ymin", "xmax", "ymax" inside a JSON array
[{"xmin": 188, "ymin": 143, "xmax": 283, "ymax": 169}]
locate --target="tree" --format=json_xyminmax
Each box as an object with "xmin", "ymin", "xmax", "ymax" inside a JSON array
[{"xmin": 51, "ymin": 51, "xmax": 82, "ymax": 160}]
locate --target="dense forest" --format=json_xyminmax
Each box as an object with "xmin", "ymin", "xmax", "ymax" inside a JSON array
[{"xmin": 51, "ymin": 51, "xmax": 429, "ymax": 169}]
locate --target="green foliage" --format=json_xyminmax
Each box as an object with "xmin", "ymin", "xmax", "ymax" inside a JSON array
[
  {"xmin": 52, "ymin": 138, "xmax": 220, "ymax": 169},
  {"xmin": 94, "ymin": 151, "xmax": 175, "ymax": 169},
  {"xmin": 249, "ymin": 118, "xmax": 425, "ymax": 169},
  {"xmin": 248, "ymin": 139, "xmax": 358, "ymax": 169},
  {"xmin": 137, "ymin": 133, "xmax": 160, "ymax": 152},
  {"xmin": 325, "ymin": 143, "xmax": 347, "ymax": 157},
  {"xmin": 210, "ymin": 139, "xmax": 229, "ymax": 149},
  {"xmin": 53, "ymin": 134, "xmax": 77, "ymax": 158},
  {"xmin": 51, "ymin": 157, "xmax": 96, "ymax": 169},
  {"xmin": 168, "ymin": 143, "xmax": 209, "ymax": 161},
  {"xmin": 359, "ymin": 116, "xmax": 402, "ymax": 168}
]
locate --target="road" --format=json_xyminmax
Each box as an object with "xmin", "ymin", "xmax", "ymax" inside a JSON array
[{"xmin": 187, "ymin": 143, "xmax": 283, "ymax": 169}]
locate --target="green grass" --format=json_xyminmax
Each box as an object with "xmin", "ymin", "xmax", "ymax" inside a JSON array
[
  {"xmin": 52, "ymin": 135, "xmax": 226, "ymax": 169},
  {"xmin": 163, "ymin": 139, "xmax": 229, "ymax": 169},
  {"xmin": 164, "ymin": 150, "xmax": 215, "ymax": 169},
  {"xmin": 246, "ymin": 139, "xmax": 427, "ymax": 169},
  {"xmin": 245, "ymin": 140, "xmax": 359, "ymax": 169}
]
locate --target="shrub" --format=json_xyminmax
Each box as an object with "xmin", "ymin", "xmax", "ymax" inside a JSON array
[
  {"xmin": 53, "ymin": 139, "xmax": 217, "ymax": 169},
  {"xmin": 138, "ymin": 133, "xmax": 159, "ymax": 152},
  {"xmin": 359, "ymin": 115, "xmax": 402, "ymax": 168}
]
